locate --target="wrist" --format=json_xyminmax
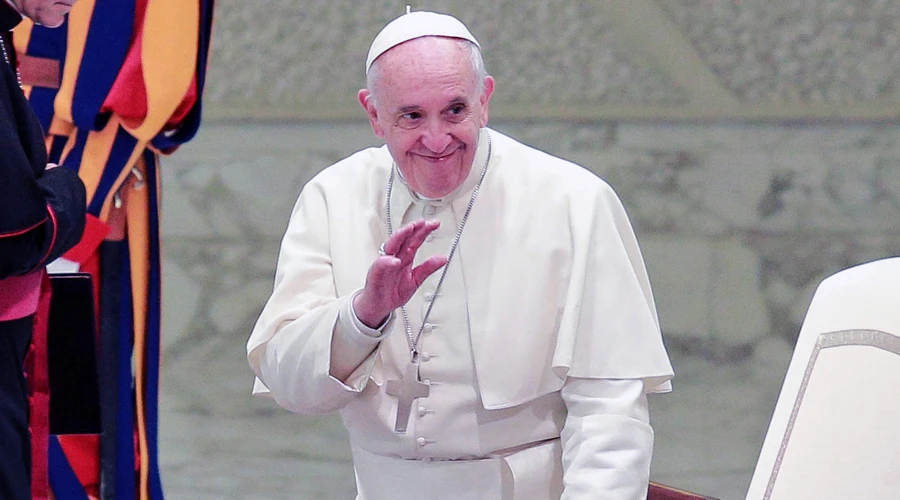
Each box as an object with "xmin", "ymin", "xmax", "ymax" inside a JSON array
[{"xmin": 352, "ymin": 292, "xmax": 389, "ymax": 329}]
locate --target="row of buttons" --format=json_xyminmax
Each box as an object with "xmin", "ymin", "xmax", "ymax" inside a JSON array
[{"xmin": 412, "ymin": 241, "xmax": 438, "ymax": 450}]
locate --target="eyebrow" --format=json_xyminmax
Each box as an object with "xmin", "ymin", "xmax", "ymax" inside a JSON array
[
  {"xmin": 394, "ymin": 97, "xmax": 469, "ymax": 116},
  {"xmin": 444, "ymin": 98, "xmax": 467, "ymax": 110},
  {"xmin": 396, "ymin": 105, "xmax": 422, "ymax": 115}
]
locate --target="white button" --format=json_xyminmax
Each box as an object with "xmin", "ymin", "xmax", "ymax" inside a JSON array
[
  {"xmin": 425, "ymin": 234, "xmax": 435, "ymax": 243},
  {"xmin": 424, "ymin": 292, "xmax": 435, "ymax": 301},
  {"xmin": 423, "ymin": 379, "xmax": 431, "ymax": 386},
  {"xmin": 420, "ymin": 352, "xmax": 432, "ymax": 362},
  {"xmin": 417, "ymin": 437, "xmax": 426, "ymax": 446},
  {"xmin": 422, "ymin": 323, "xmax": 434, "ymax": 333},
  {"xmin": 424, "ymin": 205, "xmax": 436, "ymax": 215},
  {"xmin": 418, "ymin": 406, "xmax": 428, "ymax": 417}
]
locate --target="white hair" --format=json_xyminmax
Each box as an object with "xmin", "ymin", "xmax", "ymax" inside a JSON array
[{"xmin": 365, "ymin": 38, "xmax": 487, "ymax": 107}]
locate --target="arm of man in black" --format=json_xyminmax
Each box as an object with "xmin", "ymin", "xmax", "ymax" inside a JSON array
[{"xmin": 0, "ymin": 31, "xmax": 86, "ymax": 278}]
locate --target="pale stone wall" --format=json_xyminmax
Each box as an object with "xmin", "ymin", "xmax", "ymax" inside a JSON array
[
  {"xmin": 160, "ymin": 122, "xmax": 900, "ymax": 361},
  {"xmin": 204, "ymin": 0, "xmax": 900, "ymax": 118}
]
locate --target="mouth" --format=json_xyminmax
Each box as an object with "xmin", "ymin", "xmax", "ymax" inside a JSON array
[{"xmin": 414, "ymin": 147, "xmax": 462, "ymax": 165}]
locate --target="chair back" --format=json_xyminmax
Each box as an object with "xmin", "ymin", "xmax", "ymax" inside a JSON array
[{"xmin": 746, "ymin": 257, "xmax": 900, "ymax": 500}]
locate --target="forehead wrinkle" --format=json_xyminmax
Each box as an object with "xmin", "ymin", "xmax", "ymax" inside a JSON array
[{"xmin": 377, "ymin": 38, "xmax": 477, "ymax": 97}]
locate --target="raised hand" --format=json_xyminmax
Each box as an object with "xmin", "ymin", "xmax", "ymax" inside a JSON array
[{"xmin": 353, "ymin": 219, "xmax": 447, "ymax": 328}]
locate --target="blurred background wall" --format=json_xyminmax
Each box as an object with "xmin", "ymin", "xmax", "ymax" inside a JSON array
[{"xmin": 156, "ymin": 2, "xmax": 900, "ymax": 499}]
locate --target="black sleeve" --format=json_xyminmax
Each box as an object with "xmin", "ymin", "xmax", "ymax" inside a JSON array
[
  {"xmin": 0, "ymin": 41, "xmax": 87, "ymax": 279},
  {"xmin": 0, "ymin": 167, "xmax": 87, "ymax": 279}
]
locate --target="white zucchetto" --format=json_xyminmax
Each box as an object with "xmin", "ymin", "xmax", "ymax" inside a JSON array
[{"xmin": 365, "ymin": 11, "xmax": 480, "ymax": 73}]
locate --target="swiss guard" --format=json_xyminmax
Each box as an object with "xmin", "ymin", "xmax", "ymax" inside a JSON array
[{"xmin": 12, "ymin": 0, "xmax": 215, "ymax": 498}]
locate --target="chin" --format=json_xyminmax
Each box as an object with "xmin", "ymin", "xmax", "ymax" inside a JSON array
[
  {"xmin": 36, "ymin": 17, "xmax": 66, "ymax": 28},
  {"xmin": 32, "ymin": 6, "xmax": 70, "ymax": 28}
]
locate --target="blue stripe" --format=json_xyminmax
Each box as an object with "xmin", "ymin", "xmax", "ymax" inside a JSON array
[
  {"xmin": 60, "ymin": 128, "xmax": 89, "ymax": 175},
  {"xmin": 23, "ymin": 20, "xmax": 67, "ymax": 130},
  {"xmin": 143, "ymin": 151, "xmax": 165, "ymax": 498},
  {"xmin": 48, "ymin": 135, "xmax": 68, "ymax": 165},
  {"xmin": 116, "ymin": 242, "xmax": 137, "ymax": 500},
  {"xmin": 86, "ymin": 126, "xmax": 139, "ymax": 216},
  {"xmin": 48, "ymin": 437, "xmax": 91, "ymax": 500},
  {"xmin": 71, "ymin": 0, "xmax": 136, "ymax": 129},
  {"xmin": 28, "ymin": 87, "xmax": 57, "ymax": 131}
]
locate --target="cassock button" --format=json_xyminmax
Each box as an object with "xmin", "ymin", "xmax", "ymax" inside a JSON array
[
  {"xmin": 418, "ymin": 406, "xmax": 428, "ymax": 417},
  {"xmin": 424, "ymin": 292, "xmax": 435, "ymax": 302},
  {"xmin": 422, "ymin": 323, "xmax": 434, "ymax": 333},
  {"xmin": 417, "ymin": 437, "xmax": 427, "ymax": 446},
  {"xmin": 420, "ymin": 352, "xmax": 432, "ymax": 362},
  {"xmin": 424, "ymin": 205, "xmax": 437, "ymax": 216}
]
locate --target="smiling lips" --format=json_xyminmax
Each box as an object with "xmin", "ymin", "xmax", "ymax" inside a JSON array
[{"xmin": 416, "ymin": 146, "xmax": 462, "ymax": 164}]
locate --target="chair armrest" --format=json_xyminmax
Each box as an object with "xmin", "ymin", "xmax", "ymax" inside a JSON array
[{"xmin": 648, "ymin": 481, "xmax": 721, "ymax": 500}]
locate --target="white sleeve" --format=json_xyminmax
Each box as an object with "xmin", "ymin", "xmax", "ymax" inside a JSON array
[
  {"xmin": 328, "ymin": 292, "xmax": 394, "ymax": 384},
  {"xmin": 560, "ymin": 377, "xmax": 653, "ymax": 500},
  {"xmin": 249, "ymin": 182, "xmax": 392, "ymax": 414}
]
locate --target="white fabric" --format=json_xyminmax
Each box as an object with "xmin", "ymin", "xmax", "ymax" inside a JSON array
[
  {"xmin": 365, "ymin": 11, "xmax": 479, "ymax": 73},
  {"xmin": 247, "ymin": 128, "xmax": 673, "ymax": 498},
  {"xmin": 746, "ymin": 257, "xmax": 900, "ymax": 500}
]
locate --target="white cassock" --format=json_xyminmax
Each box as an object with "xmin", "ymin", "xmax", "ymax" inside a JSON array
[{"xmin": 247, "ymin": 128, "xmax": 674, "ymax": 500}]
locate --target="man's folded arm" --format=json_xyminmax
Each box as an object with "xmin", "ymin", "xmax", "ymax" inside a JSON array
[{"xmin": 0, "ymin": 166, "xmax": 86, "ymax": 278}]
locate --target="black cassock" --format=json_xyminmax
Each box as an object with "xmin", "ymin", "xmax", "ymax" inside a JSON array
[{"xmin": 0, "ymin": 6, "xmax": 86, "ymax": 500}]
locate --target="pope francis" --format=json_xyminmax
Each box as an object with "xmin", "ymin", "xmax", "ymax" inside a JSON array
[{"xmin": 247, "ymin": 9, "xmax": 674, "ymax": 500}]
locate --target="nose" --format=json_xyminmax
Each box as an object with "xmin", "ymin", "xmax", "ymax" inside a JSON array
[{"xmin": 420, "ymin": 119, "xmax": 453, "ymax": 154}]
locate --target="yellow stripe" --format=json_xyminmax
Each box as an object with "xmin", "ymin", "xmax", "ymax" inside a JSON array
[
  {"xmin": 11, "ymin": 17, "xmax": 34, "ymax": 53},
  {"xmin": 57, "ymin": 118, "xmax": 147, "ymax": 222},
  {"xmin": 54, "ymin": 0, "xmax": 94, "ymax": 125},
  {"xmin": 124, "ymin": 0, "xmax": 199, "ymax": 141},
  {"xmin": 124, "ymin": 158, "xmax": 151, "ymax": 500},
  {"xmin": 47, "ymin": 116, "xmax": 75, "ymax": 138}
]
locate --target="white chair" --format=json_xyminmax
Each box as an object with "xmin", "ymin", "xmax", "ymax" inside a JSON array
[{"xmin": 746, "ymin": 257, "xmax": 900, "ymax": 500}]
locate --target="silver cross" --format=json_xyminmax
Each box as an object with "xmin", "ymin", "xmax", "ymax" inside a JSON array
[{"xmin": 385, "ymin": 362, "xmax": 430, "ymax": 434}]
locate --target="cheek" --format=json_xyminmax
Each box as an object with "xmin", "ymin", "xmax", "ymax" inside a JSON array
[{"xmin": 386, "ymin": 130, "xmax": 418, "ymax": 151}]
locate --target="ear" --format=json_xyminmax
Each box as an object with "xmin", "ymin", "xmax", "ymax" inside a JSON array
[
  {"xmin": 358, "ymin": 89, "xmax": 385, "ymax": 138},
  {"xmin": 478, "ymin": 76, "xmax": 495, "ymax": 126}
]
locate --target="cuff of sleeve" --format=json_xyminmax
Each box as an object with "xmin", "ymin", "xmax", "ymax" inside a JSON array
[{"xmin": 347, "ymin": 290, "xmax": 394, "ymax": 339}]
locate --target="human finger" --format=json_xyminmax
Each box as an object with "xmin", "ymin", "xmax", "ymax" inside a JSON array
[
  {"xmin": 382, "ymin": 220, "xmax": 422, "ymax": 256},
  {"xmin": 396, "ymin": 220, "xmax": 440, "ymax": 263},
  {"xmin": 410, "ymin": 255, "xmax": 448, "ymax": 287}
]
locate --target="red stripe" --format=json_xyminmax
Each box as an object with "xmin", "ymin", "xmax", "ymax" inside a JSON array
[
  {"xmin": 62, "ymin": 214, "xmax": 109, "ymax": 264},
  {"xmin": 35, "ymin": 204, "xmax": 58, "ymax": 267},
  {"xmin": 0, "ymin": 217, "xmax": 48, "ymax": 238}
]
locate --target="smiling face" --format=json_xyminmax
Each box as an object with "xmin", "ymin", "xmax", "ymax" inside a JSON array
[
  {"xmin": 358, "ymin": 37, "xmax": 494, "ymax": 199},
  {"xmin": 12, "ymin": 0, "xmax": 76, "ymax": 27}
]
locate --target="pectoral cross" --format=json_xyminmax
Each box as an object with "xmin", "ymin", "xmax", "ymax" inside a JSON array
[{"xmin": 385, "ymin": 361, "xmax": 430, "ymax": 434}]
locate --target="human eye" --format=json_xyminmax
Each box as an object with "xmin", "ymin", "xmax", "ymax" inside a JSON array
[
  {"xmin": 445, "ymin": 103, "xmax": 467, "ymax": 122},
  {"xmin": 397, "ymin": 111, "xmax": 422, "ymax": 129}
]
